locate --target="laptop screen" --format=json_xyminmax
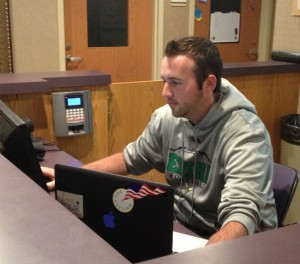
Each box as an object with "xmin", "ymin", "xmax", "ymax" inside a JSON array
[{"xmin": 55, "ymin": 164, "xmax": 174, "ymax": 263}]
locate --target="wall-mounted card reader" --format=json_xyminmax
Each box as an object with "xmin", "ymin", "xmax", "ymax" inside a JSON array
[{"xmin": 52, "ymin": 91, "xmax": 93, "ymax": 137}]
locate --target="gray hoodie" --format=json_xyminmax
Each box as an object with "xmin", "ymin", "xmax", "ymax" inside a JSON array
[{"xmin": 124, "ymin": 78, "xmax": 278, "ymax": 236}]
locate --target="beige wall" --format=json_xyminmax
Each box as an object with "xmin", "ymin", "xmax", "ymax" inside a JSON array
[
  {"xmin": 9, "ymin": 0, "xmax": 65, "ymax": 72},
  {"xmin": 163, "ymin": 1, "xmax": 191, "ymax": 47},
  {"xmin": 272, "ymin": 0, "xmax": 300, "ymax": 51},
  {"xmin": 257, "ymin": 0, "xmax": 275, "ymax": 61},
  {"xmin": 152, "ymin": 0, "xmax": 193, "ymax": 79}
]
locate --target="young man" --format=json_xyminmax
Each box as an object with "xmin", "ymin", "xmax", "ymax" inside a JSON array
[{"xmin": 44, "ymin": 36, "xmax": 277, "ymax": 245}]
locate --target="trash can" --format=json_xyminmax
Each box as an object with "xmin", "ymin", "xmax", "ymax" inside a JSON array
[{"xmin": 280, "ymin": 114, "xmax": 300, "ymax": 224}]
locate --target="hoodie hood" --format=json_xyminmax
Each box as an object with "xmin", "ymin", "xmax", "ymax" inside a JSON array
[{"xmin": 193, "ymin": 78, "xmax": 257, "ymax": 129}]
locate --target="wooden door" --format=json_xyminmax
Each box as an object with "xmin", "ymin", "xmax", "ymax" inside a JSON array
[
  {"xmin": 64, "ymin": 0, "xmax": 153, "ymax": 82},
  {"xmin": 194, "ymin": 0, "xmax": 262, "ymax": 63}
]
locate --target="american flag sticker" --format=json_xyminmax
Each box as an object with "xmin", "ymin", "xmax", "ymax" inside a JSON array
[
  {"xmin": 124, "ymin": 183, "xmax": 167, "ymax": 200},
  {"xmin": 112, "ymin": 184, "xmax": 167, "ymax": 213}
]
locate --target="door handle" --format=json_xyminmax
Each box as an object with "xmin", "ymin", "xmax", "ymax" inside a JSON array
[
  {"xmin": 248, "ymin": 49, "xmax": 258, "ymax": 56},
  {"xmin": 66, "ymin": 55, "xmax": 82, "ymax": 62},
  {"xmin": 247, "ymin": 49, "xmax": 258, "ymax": 60}
]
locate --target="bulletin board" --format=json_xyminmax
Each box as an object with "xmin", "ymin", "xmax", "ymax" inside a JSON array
[
  {"xmin": 209, "ymin": 0, "xmax": 241, "ymax": 43},
  {"xmin": 292, "ymin": 0, "xmax": 300, "ymax": 16}
]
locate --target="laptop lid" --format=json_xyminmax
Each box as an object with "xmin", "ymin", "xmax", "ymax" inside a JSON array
[{"xmin": 54, "ymin": 164, "xmax": 174, "ymax": 263}]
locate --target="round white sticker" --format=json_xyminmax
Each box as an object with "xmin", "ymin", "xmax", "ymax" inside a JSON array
[{"xmin": 112, "ymin": 188, "xmax": 134, "ymax": 213}]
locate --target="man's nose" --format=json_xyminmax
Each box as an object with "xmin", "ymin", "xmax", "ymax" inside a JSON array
[{"xmin": 162, "ymin": 82, "xmax": 172, "ymax": 98}]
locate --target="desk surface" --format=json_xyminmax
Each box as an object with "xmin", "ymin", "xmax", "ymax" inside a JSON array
[
  {"xmin": 0, "ymin": 153, "xmax": 130, "ymax": 264},
  {"xmin": 40, "ymin": 147, "xmax": 83, "ymax": 168},
  {"xmin": 2, "ymin": 149, "xmax": 300, "ymax": 263},
  {"xmin": 141, "ymin": 223, "xmax": 300, "ymax": 264}
]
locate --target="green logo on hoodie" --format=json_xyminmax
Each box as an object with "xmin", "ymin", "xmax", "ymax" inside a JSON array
[{"xmin": 167, "ymin": 152, "xmax": 210, "ymax": 183}]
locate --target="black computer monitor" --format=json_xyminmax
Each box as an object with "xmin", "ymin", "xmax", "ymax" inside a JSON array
[{"xmin": 0, "ymin": 100, "xmax": 49, "ymax": 192}]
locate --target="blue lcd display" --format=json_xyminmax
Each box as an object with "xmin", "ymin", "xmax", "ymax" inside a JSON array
[
  {"xmin": 65, "ymin": 95, "xmax": 84, "ymax": 109},
  {"xmin": 67, "ymin": 97, "xmax": 81, "ymax": 106}
]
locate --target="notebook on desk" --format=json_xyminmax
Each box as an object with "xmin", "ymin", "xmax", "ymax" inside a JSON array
[{"xmin": 54, "ymin": 164, "xmax": 174, "ymax": 263}]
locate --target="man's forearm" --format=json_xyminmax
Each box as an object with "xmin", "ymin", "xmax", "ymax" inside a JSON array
[
  {"xmin": 206, "ymin": 221, "xmax": 248, "ymax": 246},
  {"xmin": 82, "ymin": 152, "xmax": 129, "ymax": 175}
]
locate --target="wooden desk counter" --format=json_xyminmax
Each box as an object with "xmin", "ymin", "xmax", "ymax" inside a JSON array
[
  {"xmin": 0, "ymin": 70, "xmax": 111, "ymax": 94},
  {"xmin": 40, "ymin": 148, "xmax": 83, "ymax": 168},
  {"xmin": 141, "ymin": 224, "xmax": 300, "ymax": 264},
  {"xmin": 0, "ymin": 154, "xmax": 130, "ymax": 264},
  {"xmin": 223, "ymin": 60, "xmax": 300, "ymax": 77}
]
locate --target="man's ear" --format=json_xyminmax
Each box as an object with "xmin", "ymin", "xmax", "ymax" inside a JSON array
[{"xmin": 203, "ymin": 74, "xmax": 217, "ymax": 93}]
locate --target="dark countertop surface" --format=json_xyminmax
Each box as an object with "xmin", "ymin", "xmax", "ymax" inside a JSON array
[
  {"xmin": 223, "ymin": 60, "xmax": 300, "ymax": 77},
  {"xmin": 0, "ymin": 60, "xmax": 299, "ymax": 95},
  {"xmin": 0, "ymin": 70, "xmax": 111, "ymax": 94}
]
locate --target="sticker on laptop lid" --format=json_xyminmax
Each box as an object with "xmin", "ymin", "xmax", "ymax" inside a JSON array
[
  {"xmin": 113, "ymin": 183, "xmax": 167, "ymax": 213},
  {"xmin": 113, "ymin": 188, "xmax": 134, "ymax": 213},
  {"xmin": 56, "ymin": 190, "xmax": 84, "ymax": 219}
]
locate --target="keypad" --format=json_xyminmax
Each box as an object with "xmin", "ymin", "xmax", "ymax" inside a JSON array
[{"xmin": 66, "ymin": 108, "xmax": 85, "ymax": 122}]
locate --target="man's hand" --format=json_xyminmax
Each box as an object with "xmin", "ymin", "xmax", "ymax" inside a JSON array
[
  {"xmin": 41, "ymin": 166, "xmax": 55, "ymax": 191},
  {"xmin": 206, "ymin": 221, "xmax": 248, "ymax": 246}
]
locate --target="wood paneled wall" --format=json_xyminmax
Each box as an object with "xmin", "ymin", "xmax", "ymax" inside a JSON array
[
  {"xmin": 1, "ymin": 72, "xmax": 299, "ymax": 184},
  {"xmin": 109, "ymin": 73, "xmax": 300, "ymax": 162},
  {"xmin": 109, "ymin": 81, "xmax": 166, "ymax": 183},
  {"xmin": 0, "ymin": 85, "xmax": 109, "ymax": 165},
  {"xmin": 108, "ymin": 73, "xmax": 300, "ymax": 183}
]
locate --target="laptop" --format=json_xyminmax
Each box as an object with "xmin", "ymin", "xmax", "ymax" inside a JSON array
[{"xmin": 54, "ymin": 164, "xmax": 174, "ymax": 263}]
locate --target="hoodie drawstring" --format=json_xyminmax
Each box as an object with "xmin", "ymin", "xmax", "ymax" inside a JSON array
[{"xmin": 176, "ymin": 121, "xmax": 198, "ymax": 224}]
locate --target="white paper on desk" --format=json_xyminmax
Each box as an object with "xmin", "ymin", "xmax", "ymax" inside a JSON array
[{"xmin": 172, "ymin": 231, "xmax": 208, "ymax": 253}]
